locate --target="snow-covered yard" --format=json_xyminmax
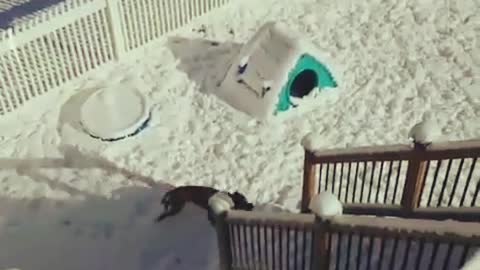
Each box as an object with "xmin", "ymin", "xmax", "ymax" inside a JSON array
[{"xmin": 0, "ymin": 0, "xmax": 478, "ymax": 269}]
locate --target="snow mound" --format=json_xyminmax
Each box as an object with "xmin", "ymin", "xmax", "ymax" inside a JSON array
[
  {"xmin": 208, "ymin": 192, "xmax": 234, "ymax": 214},
  {"xmin": 308, "ymin": 191, "xmax": 343, "ymax": 218}
]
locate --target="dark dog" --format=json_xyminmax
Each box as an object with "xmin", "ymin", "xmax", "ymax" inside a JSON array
[{"xmin": 155, "ymin": 186, "xmax": 254, "ymax": 225}]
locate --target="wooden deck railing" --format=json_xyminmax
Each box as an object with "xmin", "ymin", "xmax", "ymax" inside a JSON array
[
  {"xmin": 216, "ymin": 210, "xmax": 316, "ymax": 270},
  {"xmin": 215, "ymin": 210, "xmax": 480, "ymax": 270},
  {"xmin": 301, "ymin": 139, "xmax": 480, "ymax": 222}
]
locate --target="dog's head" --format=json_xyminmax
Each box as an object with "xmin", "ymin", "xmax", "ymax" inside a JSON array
[{"xmin": 229, "ymin": 191, "xmax": 254, "ymax": 211}]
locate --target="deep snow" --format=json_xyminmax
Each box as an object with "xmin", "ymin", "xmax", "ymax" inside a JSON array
[{"xmin": 0, "ymin": 0, "xmax": 479, "ymax": 269}]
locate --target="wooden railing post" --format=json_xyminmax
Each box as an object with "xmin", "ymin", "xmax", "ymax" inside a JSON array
[
  {"xmin": 312, "ymin": 217, "xmax": 330, "ymax": 270},
  {"xmin": 105, "ymin": 0, "xmax": 126, "ymax": 59},
  {"xmin": 401, "ymin": 142, "xmax": 428, "ymax": 212},
  {"xmin": 301, "ymin": 150, "xmax": 317, "ymax": 213},
  {"xmin": 215, "ymin": 212, "xmax": 233, "ymax": 270}
]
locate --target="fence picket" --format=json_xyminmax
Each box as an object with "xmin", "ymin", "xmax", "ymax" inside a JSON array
[
  {"xmin": 57, "ymin": 26, "xmax": 75, "ymax": 79},
  {"xmin": 127, "ymin": 0, "xmax": 139, "ymax": 49},
  {"xmin": 17, "ymin": 45, "xmax": 35, "ymax": 97},
  {"xmin": 73, "ymin": 21, "xmax": 88, "ymax": 74},
  {"xmin": 65, "ymin": 23, "xmax": 83, "ymax": 77},
  {"xmin": 132, "ymin": 0, "xmax": 142, "ymax": 47},
  {"xmin": 92, "ymin": 11, "xmax": 106, "ymax": 64},
  {"xmin": 80, "ymin": 16, "xmax": 94, "ymax": 70},
  {"xmin": 2, "ymin": 60, "xmax": 18, "ymax": 110},
  {"xmin": 186, "ymin": 0, "xmax": 193, "ymax": 24},
  {"xmin": 113, "ymin": 0, "xmax": 127, "ymax": 56},
  {"xmin": 144, "ymin": 0, "xmax": 155, "ymax": 40},
  {"xmin": 150, "ymin": 0, "xmax": 161, "ymax": 37},
  {"xmin": 44, "ymin": 33, "xmax": 61, "ymax": 87},
  {"xmin": 6, "ymin": 36, "xmax": 26, "ymax": 105},
  {"xmin": 0, "ymin": 57, "xmax": 10, "ymax": 112},
  {"xmin": 137, "ymin": 0, "xmax": 147, "ymax": 44},
  {"xmin": 51, "ymin": 29, "xmax": 69, "ymax": 83}
]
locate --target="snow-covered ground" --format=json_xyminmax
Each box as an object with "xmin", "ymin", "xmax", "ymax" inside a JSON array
[{"xmin": 0, "ymin": 0, "xmax": 479, "ymax": 269}]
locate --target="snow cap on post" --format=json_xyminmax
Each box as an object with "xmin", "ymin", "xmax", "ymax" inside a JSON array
[
  {"xmin": 308, "ymin": 191, "xmax": 343, "ymax": 218},
  {"xmin": 301, "ymin": 132, "xmax": 323, "ymax": 151},
  {"xmin": 408, "ymin": 111, "xmax": 441, "ymax": 147},
  {"xmin": 209, "ymin": 192, "xmax": 234, "ymax": 215}
]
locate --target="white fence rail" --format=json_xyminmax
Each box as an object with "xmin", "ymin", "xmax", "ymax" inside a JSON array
[{"xmin": 0, "ymin": 0, "xmax": 232, "ymax": 115}]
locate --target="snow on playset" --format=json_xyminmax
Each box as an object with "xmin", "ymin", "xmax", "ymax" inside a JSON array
[
  {"xmin": 217, "ymin": 22, "xmax": 338, "ymax": 119},
  {"xmin": 80, "ymin": 21, "xmax": 339, "ymax": 141}
]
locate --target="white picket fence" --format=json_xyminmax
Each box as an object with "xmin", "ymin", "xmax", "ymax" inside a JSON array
[{"xmin": 0, "ymin": 0, "xmax": 232, "ymax": 115}]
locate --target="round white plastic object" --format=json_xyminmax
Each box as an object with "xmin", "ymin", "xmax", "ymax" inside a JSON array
[{"xmin": 80, "ymin": 87, "xmax": 149, "ymax": 141}]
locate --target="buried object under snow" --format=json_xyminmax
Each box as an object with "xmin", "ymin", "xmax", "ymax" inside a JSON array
[
  {"xmin": 217, "ymin": 21, "xmax": 338, "ymax": 119},
  {"xmin": 80, "ymin": 86, "xmax": 151, "ymax": 142}
]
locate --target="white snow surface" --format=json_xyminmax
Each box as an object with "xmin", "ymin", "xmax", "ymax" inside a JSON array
[
  {"xmin": 308, "ymin": 191, "xmax": 343, "ymax": 218},
  {"xmin": 461, "ymin": 249, "xmax": 480, "ymax": 270},
  {"xmin": 0, "ymin": 0, "xmax": 479, "ymax": 269}
]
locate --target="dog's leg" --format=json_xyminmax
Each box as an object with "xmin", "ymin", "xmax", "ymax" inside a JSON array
[
  {"xmin": 154, "ymin": 201, "xmax": 185, "ymax": 223},
  {"xmin": 155, "ymin": 211, "xmax": 174, "ymax": 222},
  {"xmin": 154, "ymin": 202, "xmax": 171, "ymax": 222}
]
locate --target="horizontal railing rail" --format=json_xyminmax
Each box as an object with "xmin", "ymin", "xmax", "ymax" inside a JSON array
[
  {"xmin": 306, "ymin": 140, "xmax": 480, "ymax": 163},
  {"xmin": 340, "ymin": 204, "xmax": 480, "ymax": 222}
]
